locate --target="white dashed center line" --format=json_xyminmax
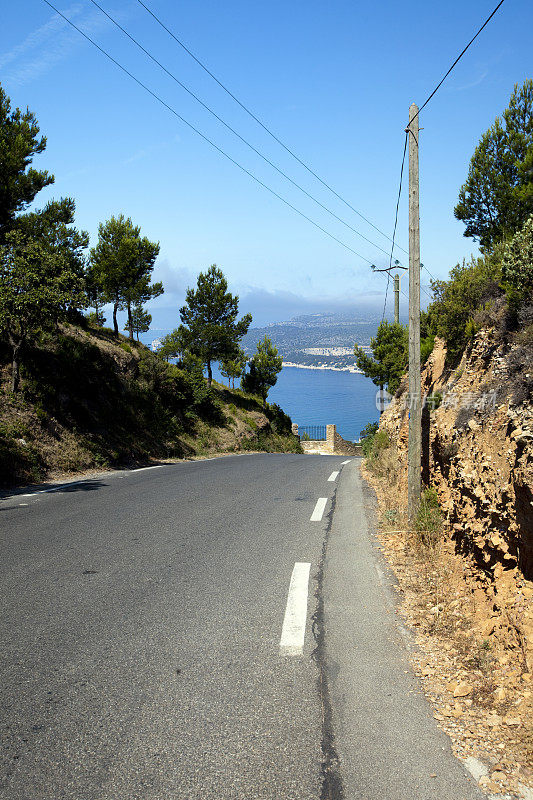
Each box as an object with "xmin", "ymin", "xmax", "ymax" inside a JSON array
[
  {"xmin": 310, "ymin": 497, "xmax": 328, "ymax": 521},
  {"xmin": 341, "ymin": 459, "xmax": 352, "ymax": 465},
  {"xmin": 280, "ymin": 562, "xmax": 311, "ymax": 656},
  {"xmin": 328, "ymin": 471, "xmax": 339, "ymax": 482}
]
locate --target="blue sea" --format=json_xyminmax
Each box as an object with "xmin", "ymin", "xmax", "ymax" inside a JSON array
[{"xmin": 213, "ymin": 365, "xmax": 380, "ymax": 442}]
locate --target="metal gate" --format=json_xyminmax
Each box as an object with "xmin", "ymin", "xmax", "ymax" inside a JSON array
[{"xmin": 298, "ymin": 425, "xmax": 327, "ymax": 441}]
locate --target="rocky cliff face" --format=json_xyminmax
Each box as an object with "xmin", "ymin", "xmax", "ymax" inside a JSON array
[{"xmin": 379, "ymin": 327, "xmax": 533, "ymax": 671}]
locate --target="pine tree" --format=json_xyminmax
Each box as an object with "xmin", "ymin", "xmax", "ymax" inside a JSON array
[
  {"xmin": 354, "ymin": 322, "xmax": 408, "ymax": 397},
  {"xmin": 241, "ymin": 336, "xmax": 282, "ymax": 406},
  {"xmin": 502, "ymin": 213, "xmax": 533, "ymax": 295},
  {"xmin": 158, "ymin": 328, "xmax": 186, "ymax": 362},
  {"xmin": 89, "ymin": 215, "xmax": 161, "ymax": 337},
  {"xmin": 0, "ymin": 84, "xmax": 54, "ymax": 241},
  {"xmin": 0, "ymin": 85, "xmax": 89, "ymax": 390},
  {"xmin": 179, "ymin": 265, "xmax": 251, "ymax": 387},
  {"xmin": 220, "ymin": 346, "xmax": 247, "ymax": 388},
  {"xmin": 454, "ymin": 80, "xmax": 533, "ymax": 249},
  {"xmin": 124, "ymin": 304, "xmax": 152, "ymax": 340},
  {"xmin": 0, "ymin": 229, "xmax": 85, "ymax": 391}
]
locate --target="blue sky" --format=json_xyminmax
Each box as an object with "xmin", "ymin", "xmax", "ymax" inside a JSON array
[{"xmin": 2, "ymin": 0, "xmax": 531, "ymax": 329}]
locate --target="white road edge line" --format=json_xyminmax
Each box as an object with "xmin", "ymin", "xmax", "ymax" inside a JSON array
[
  {"xmin": 19, "ymin": 465, "xmax": 166, "ymax": 497},
  {"xmin": 328, "ymin": 471, "xmax": 339, "ymax": 482},
  {"xmin": 280, "ymin": 562, "xmax": 311, "ymax": 656},
  {"xmin": 341, "ymin": 459, "xmax": 352, "ymax": 465},
  {"xmin": 310, "ymin": 497, "xmax": 328, "ymax": 522},
  {"xmin": 21, "ymin": 480, "xmax": 90, "ymax": 498}
]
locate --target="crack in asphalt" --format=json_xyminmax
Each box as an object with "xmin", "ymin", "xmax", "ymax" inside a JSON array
[{"xmin": 311, "ymin": 489, "xmax": 345, "ymax": 800}]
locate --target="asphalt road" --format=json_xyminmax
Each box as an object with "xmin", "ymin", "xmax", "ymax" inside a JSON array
[{"xmin": 0, "ymin": 455, "xmax": 484, "ymax": 800}]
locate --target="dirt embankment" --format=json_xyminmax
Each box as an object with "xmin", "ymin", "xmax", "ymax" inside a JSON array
[
  {"xmin": 0, "ymin": 324, "xmax": 301, "ymax": 487},
  {"xmin": 366, "ymin": 327, "xmax": 533, "ymax": 797}
]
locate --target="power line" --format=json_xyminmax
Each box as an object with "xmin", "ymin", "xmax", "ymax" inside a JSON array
[
  {"xmin": 86, "ymin": 0, "xmax": 400, "ymax": 263},
  {"xmin": 421, "ymin": 285, "xmax": 433, "ymax": 302},
  {"xmin": 396, "ymin": 1, "xmax": 507, "ymax": 309},
  {"xmin": 381, "ymin": 274, "xmax": 391, "ymax": 322},
  {"xmin": 135, "ymin": 0, "xmax": 409, "ymax": 256},
  {"xmin": 381, "ymin": 132, "xmax": 408, "ymax": 323},
  {"xmin": 41, "ymin": 0, "xmax": 383, "ymax": 266},
  {"xmin": 388, "ymin": 134, "xmax": 408, "ymax": 272},
  {"xmin": 413, "ymin": 0, "xmax": 506, "ymax": 123},
  {"xmin": 421, "ymin": 263, "xmax": 438, "ymax": 284}
]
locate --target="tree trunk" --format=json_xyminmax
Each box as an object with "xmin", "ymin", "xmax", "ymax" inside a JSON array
[
  {"xmin": 113, "ymin": 302, "xmax": 119, "ymax": 337},
  {"xmin": 206, "ymin": 360, "xmax": 212, "ymax": 388},
  {"xmin": 127, "ymin": 302, "xmax": 134, "ymax": 340},
  {"xmin": 11, "ymin": 349, "xmax": 20, "ymax": 393},
  {"xmin": 9, "ymin": 335, "xmax": 21, "ymax": 393}
]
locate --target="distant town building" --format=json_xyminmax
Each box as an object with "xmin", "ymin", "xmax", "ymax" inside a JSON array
[{"xmin": 150, "ymin": 338, "xmax": 162, "ymax": 353}]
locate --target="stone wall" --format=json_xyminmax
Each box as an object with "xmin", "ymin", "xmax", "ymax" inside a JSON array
[
  {"xmin": 294, "ymin": 424, "xmax": 362, "ymax": 456},
  {"xmin": 332, "ymin": 427, "xmax": 362, "ymax": 456}
]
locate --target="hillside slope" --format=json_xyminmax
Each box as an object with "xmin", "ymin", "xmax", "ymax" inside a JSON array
[{"xmin": 0, "ymin": 324, "xmax": 300, "ymax": 487}]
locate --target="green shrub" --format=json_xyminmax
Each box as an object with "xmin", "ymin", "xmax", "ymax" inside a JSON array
[
  {"xmin": 427, "ymin": 392, "xmax": 442, "ymax": 411},
  {"xmin": 424, "ymin": 253, "xmax": 503, "ymax": 364},
  {"xmin": 420, "ymin": 334, "xmax": 435, "ymax": 365},
  {"xmin": 360, "ymin": 421, "xmax": 379, "ymax": 457},
  {"xmin": 365, "ymin": 428, "xmax": 399, "ymax": 483},
  {"xmin": 361, "ymin": 423, "xmax": 384, "ymax": 459},
  {"xmin": 266, "ymin": 402, "xmax": 292, "ymax": 435},
  {"xmin": 414, "ymin": 487, "xmax": 443, "ymax": 547},
  {"xmin": 502, "ymin": 213, "xmax": 533, "ymax": 295},
  {"xmin": 0, "ymin": 436, "xmax": 44, "ymax": 485},
  {"xmin": 251, "ymin": 430, "xmax": 302, "ymax": 454},
  {"xmin": 371, "ymin": 429, "xmax": 390, "ymax": 453}
]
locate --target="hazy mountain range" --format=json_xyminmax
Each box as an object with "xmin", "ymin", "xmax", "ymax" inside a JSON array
[{"xmin": 241, "ymin": 312, "xmax": 379, "ymax": 368}]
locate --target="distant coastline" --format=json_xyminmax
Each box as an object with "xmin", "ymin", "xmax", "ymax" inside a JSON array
[{"xmin": 282, "ymin": 361, "xmax": 364, "ymax": 374}]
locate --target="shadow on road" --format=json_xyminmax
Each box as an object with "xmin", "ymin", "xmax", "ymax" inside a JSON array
[{"xmin": 0, "ymin": 478, "xmax": 108, "ymax": 504}]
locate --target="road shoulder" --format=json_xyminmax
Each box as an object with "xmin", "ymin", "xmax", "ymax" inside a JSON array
[{"xmin": 323, "ymin": 461, "xmax": 484, "ymax": 800}]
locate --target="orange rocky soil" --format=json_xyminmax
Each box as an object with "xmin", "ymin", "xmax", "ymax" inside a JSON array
[{"xmin": 365, "ymin": 327, "xmax": 533, "ymax": 798}]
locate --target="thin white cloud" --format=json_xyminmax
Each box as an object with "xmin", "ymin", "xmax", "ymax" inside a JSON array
[
  {"xmin": 1, "ymin": 5, "xmax": 115, "ymax": 87},
  {"xmin": 450, "ymin": 70, "xmax": 489, "ymax": 92},
  {"xmin": 124, "ymin": 140, "xmax": 171, "ymax": 165},
  {"xmin": 0, "ymin": 4, "xmax": 82, "ymax": 69},
  {"xmin": 124, "ymin": 132, "xmax": 183, "ymax": 163}
]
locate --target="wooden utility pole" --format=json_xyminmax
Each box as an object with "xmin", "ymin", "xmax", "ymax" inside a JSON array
[
  {"xmin": 394, "ymin": 274, "xmax": 400, "ymax": 324},
  {"xmin": 407, "ymin": 103, "xmax": 421, "ymax": 523}
]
